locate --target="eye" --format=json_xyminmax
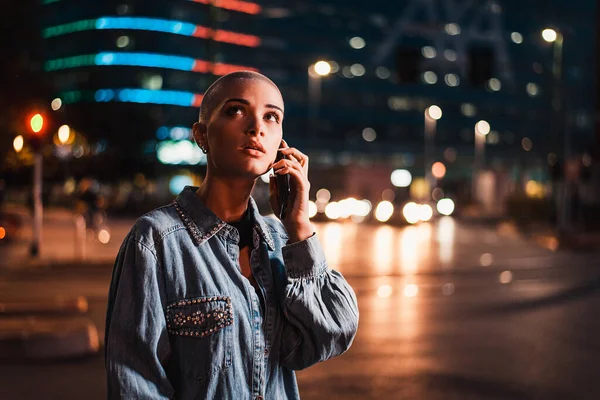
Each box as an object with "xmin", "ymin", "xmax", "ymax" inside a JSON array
[
  {"xmin": 265, "ymin": 112, "xmax": 280, "ymax": 123},
  {"xmin": 225, "ymin": 105, "xmax": 244, "ymax": 116}
]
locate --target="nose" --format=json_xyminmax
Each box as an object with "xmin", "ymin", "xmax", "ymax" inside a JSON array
[{"xmin": 245, "ymin": 113, "xmax": 264, "ymax": 136}]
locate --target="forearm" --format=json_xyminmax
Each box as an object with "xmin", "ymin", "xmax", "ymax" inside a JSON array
[{"xmin": 279, "ymin": 234, "xmax": 359, "ymax": 370}]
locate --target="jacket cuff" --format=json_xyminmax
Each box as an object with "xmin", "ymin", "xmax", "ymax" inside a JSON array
[{"xmin": 282, "ymin": 233, "xmax": 328, "ymax": 279}]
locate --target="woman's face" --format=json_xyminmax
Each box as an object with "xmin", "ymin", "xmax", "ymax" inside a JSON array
[{"xmin": 196, "ymin": 78, "xmax": 284, "ymax": 179}]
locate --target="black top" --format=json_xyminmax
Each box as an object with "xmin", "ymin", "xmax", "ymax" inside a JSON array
[{"xmin": 229, "ymin": 210, "xmax": 253, "ymax": 250}]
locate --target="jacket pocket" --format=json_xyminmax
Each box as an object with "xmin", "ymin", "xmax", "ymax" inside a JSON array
[{"xmin": 166, "ymin": 295, "xmax": 233, "ymax": 380}]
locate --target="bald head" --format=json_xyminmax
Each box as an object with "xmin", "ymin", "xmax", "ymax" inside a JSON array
[{"xmin": 199, "ymin": 71, "xmax": 281, "ymax": 124}]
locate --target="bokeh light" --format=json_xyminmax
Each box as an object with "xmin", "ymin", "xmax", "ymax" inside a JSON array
[
  {"xmin": 51, "ymin": 97, "xmax": 62, "ymax": 111},
  {"xmin": 431, "ymin": 162, "xmax": 446, "ymax": 179},
  {"xmin": 418, "ymin": 204, "xmax": 433, "ymax": 222},
  {"xmin": 427, "ymin": 105, "xmax": 442, "ymax": 120},
  {"xmin": 542, "ymin": 28, "xmax": 558, "ymax": 42},
  {"xmin": 403, "ymin": 202, "xmax": 420, "ymax": 224},
  {"xmin": 325, "ymin": 201, "xmax": 340, "ymax": 220},
  {"xmin": 308, "ymin": 201, "xmax": 318, "ymax": 218},
  {"xmin": 391, "ymin": 169, "xmax": 412, "ymax": 187},
  {"xmin": 476, "ymin": 120, "xmax": 491, "ymax": 135},
  {"xmin": 436, "ymin": 198, "xmax": 455, "ymax": 216},
  {"xmin": 377, "ymin": 285, "xmax": 393, "ymax": 298},
  {"xmin": 313, "ymin": 61, "xmax": 331, "ymax": 76},
  {"xmin": 375, "ymin": 201, "xmax": 394, "ymax": 222},
  {"xmin": 58, "ymin": 125, "xmax": 71, "ymax": 144},
  {"xmin": 13, "ymin": 135, "xmax": 24, "ymax": 153},
  {"xmin": 316, "ymin": 188, "xmax": 331, "ymax": 202},
  {"xmin": 404, "ymin": 284, "xmax": 419, "ymax": 297}
]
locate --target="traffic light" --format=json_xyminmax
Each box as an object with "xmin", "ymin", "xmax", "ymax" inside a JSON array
[
  {"xmin": 28, "ymin": 113, "xmax": 46, "ymax": 151},
  {"xmin": 30, "ymin": 113, "xmax": 44, "ymax": 133}
]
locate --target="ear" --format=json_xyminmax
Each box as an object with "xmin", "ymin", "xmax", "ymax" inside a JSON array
[{"xmin": 192, "ymin": 122, "xmax": 208, "ymax": 151}]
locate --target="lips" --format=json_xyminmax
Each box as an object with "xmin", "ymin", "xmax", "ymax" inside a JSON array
[{"xmin": 242, "ymin": 141, "xmax": 266, "ymax": 154}]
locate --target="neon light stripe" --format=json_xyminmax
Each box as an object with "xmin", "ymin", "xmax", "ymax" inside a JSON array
[
  {"xmin": 43, "ymin": 17, "xmax": 260, "ymax": 47},
  {"xmin": 188, "ymin": 0, "xmax": 261, "ymax": 15},
  {"xmin": 45, "ymin": 52, "xmax": 258, "ymax": 75},
  {"xmin": 94, "ymin": 89, "xmax": 204, "ymax": 107},
  {"xmin": 43, "ymin": 20, "xmax": 97, "ymax": 38},
  {"xmin": 96, "ymin": 17, "xmax": 196, "ymax": 35},
  {"xmin": 60, "ymin": 87, "xmax": 204, "ymax": 107},
  {"xmin": 96, "ymin": 53, "xmax": 197, "ymax": 71}
]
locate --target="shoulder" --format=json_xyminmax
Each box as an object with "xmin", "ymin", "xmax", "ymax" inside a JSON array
[{"xmin": 127, "ymin": 202, "xmax": 184, "ymax": 250}]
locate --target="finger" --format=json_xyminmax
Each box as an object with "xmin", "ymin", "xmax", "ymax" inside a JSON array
[
  {"xmin": 274, "ymin": 164, "xmax": 306, "ymax": 186},
  {"xmin": 278, "ymin": 147, "xmax": 307, "ymax": 166},
  {"xmin": 274, "ymin": 159, "xmax": 305, "ymax": 177}
]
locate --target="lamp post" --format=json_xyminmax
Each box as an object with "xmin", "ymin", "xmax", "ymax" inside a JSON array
[
  {"xmin": 307, "ymin": 61, "xmax": 331, "ymax": 137},
  {"xmin": 29, "ymin": 113, "xmax": 45, "ymax": 257},
  {"xmin": 473, "ymin": 120, "xmax": 490, "ymax": 199},
  {"xmin": 542, "ymin": 28, "xmax": 569, "ymax": 233},
  {"xmin": 424, "ymin": 105, "xmax": 442, "ymax": 191}
]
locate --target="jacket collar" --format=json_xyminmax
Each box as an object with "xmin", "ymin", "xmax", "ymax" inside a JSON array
[{"xmin": 173, "ymin": 186, "xmax": 275, "ymax": 250}]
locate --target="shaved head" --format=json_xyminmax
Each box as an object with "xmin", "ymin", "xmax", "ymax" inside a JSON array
[{"xmin": 199, "ymin": 71, "xmax": 282, "ymax": 123}]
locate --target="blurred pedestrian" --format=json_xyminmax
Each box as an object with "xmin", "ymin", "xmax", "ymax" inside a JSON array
[
  {"xmin": 105, "ymin": 71, "xmax": 359, "ymax": 399},
  {"xmin": 75, "ymin": 177, "xmax": 106, "ymax": 231}
]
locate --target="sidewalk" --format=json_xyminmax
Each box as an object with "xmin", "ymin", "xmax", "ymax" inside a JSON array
[
  {"xmin": 0, "ymin": 205, "xmax": 132, "ymax": 360},
  {"xmin": 0, "ymin": 205, "xmax": 133, "ymax": 270}
]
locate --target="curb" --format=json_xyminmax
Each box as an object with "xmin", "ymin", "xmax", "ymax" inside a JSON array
[
  {"xmin": 0, "ymin": 316, "xmax": 100, "ymax": 360},
  {"xmin": 0, "ymin": 296, "xmax": 88, "ymax": 315}
]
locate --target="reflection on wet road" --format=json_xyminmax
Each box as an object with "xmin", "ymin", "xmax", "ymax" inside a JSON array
[{"xmin": 298, "ymin": 219, "xmax": 600, "ymax": 399}]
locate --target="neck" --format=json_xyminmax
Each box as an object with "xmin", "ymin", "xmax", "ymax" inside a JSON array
[{"xmin": 196, "ymin": 174, "xmax": 256, "ymax": 222}]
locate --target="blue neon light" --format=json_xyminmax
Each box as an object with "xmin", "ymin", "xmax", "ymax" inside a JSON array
[
  {"xmin": 95, "ymin": 52, "xmax": 196, "ymax": 71},
  {"xmin": 95, "ymin": 89, "xmax": 115, "ymax": 102},
  {"xmin": 156, "ymin": 126, "xmax": 170, "ymax": 140},
  {"xmin": 96, "ymin": 17, "xmax": 196, "ymax": 36},
  {"xmin": 95, "ymin": 89, "xmax": 195, "ymax": 106}
]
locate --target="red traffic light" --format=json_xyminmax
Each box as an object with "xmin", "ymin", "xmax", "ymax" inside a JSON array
[{"xmin": 29, "ymin": 113, "xmax": 44, "ymax": 134}]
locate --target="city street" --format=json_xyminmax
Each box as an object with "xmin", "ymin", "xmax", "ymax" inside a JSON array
[{"xmin": 1, "ymin": 212, "xmax": 600, "ymax": 399}]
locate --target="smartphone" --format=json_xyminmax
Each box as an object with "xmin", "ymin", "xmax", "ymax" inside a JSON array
[{"xmin": 275, "ymin": 143, "xmax": 290, "ymax": 220}]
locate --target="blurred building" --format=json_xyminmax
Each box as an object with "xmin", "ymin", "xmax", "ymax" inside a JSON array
[{"xmin": 40, "ymin": 0, "xmax": 597, "ymax": 201}]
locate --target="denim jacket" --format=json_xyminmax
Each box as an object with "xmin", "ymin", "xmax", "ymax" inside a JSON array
[{"xmin": 105, "ymin": 186, "xmax": 359, "ymax": 399}]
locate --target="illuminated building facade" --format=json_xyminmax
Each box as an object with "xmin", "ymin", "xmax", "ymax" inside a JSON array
[
  {"xmin": 42, "ymin": 0, "xmax": 596, "ymax": 178},
  {"xmin": 42, "ymin": 0, "xmax": 264, "ymax": 170}
]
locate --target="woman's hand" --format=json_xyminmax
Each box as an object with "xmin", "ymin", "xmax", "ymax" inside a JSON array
[{"xmin": 269, "ymin": 140, "xmax": 313, "ymax": 243}]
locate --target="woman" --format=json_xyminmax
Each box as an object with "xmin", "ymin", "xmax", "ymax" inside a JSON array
[{"xmin": 105, "ymin": 71, "xmax": 359, "ymax": 399}]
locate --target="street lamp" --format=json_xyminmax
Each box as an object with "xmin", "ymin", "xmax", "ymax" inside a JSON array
[
  {"xmin": 58, "ymin": 125, "xmax": 71, "ymax": 144},
  {"xmin": 13, "ymin": 135, "xmax": 24, "ymax": 153},
  {"xmin": 542, "ymin": 27, "xmax": 569, "ymax": 233},
  {"xmin": 308, "ymin": 60, "xmax": 331, "ymax": 137},
  {"xmin": 28, "ymin": 112, "xmax": 47, "ymax": 257},
  {"xmin": 473, "ymin": 120, "xmax": 490, "ymax": 199},
  {"xmin": 424, "ymin": 105, "xmax": 442, "ymax": 191},
  {"xmin": 542, "ymin": 28, "xmax": 558, "ymax": 43}
]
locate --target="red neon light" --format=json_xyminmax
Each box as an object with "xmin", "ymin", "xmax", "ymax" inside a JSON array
[
  {"xmin": 190, "ymin": 0, "xmax": 261, "ymax": 15},
  {"xmin": 213, "ymin": 29, "xmax": 260, "ymax": 47},
  {"xmin": 192, "ymin": 26, "xmax": 260, "ymax": 47},
  {"xmin": 192, "ymin": 60, "xmax": 211, "ymax": 73},
  {"xmin": 192, "ymin": 94, "xmax": 204, "ymax": 107},
  {"xmin": 192, "ymin": 26, "xmax": 211, "ymax": 38}
]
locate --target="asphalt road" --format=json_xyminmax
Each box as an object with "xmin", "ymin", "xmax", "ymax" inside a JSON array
[{"xmin": 1, "ymin": 218, "xmax": 600, "ymax": 399}]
